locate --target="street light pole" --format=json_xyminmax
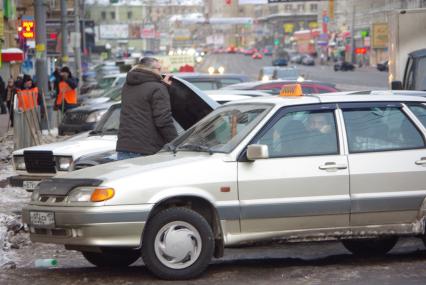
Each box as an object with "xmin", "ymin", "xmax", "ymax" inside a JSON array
[
  {"xmin": 74, "ymin": 0, "xmax": 82, "ymax": 87},
  {"xmin": 34, "ymin": 0, "xmax": 48, "ymax": 108},
  {"xmin": 60, "ymin": 0, "xmax": 68, "ymax": 64}
]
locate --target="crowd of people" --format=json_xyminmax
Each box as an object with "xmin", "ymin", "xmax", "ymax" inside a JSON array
[{"xmin": 0, "ymin": 66, "xmax": 78, "ymax": 129}]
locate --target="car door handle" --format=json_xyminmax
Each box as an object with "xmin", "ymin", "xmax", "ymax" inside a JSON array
[
  {"xmin": 319, "ymin": 162, "xmax": 348, "ymax": 170},
  {"xmin": 415, "ymin": 157, "xmax": 426, "ymax": 165}
]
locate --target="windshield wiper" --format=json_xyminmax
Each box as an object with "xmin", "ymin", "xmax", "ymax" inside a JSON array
[
  {"xmin": 101, "ymin": 128, "xmax": 118, "ymax": 134},
  {"xmin": 89, "ymin": 130, "xmax": 102, "ymax": 135},
  {"xmin": 164, "ymin": 143, "xmax": 177, "ymax": 154},
  {"xmin": 176, "ymin": 143, "xmax": 213, "ymax": 154}
]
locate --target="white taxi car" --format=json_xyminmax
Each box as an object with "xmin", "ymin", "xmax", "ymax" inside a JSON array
[{"xmin": 23, "ymin": 91, "xmax": 426, "ymax": 279}]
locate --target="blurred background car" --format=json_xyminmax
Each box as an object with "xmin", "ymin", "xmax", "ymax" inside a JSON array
[
  {"xmin": 334, "ymin": 61, "xmax": 356, "ymax": 71},
  {"xmin": 301, "ymin": 55, "xmax": 315, "ymax": 66},
  {"xmin": 377, "ymin": 60, "xmax": 389, "ymax": 72},
  {"xmin": 272, "ymin": 67, "xmax": 301, "ymax": 80},
  {"xmin": 252, "ymin": 52, "xmax": 263, "ymax": 59}
]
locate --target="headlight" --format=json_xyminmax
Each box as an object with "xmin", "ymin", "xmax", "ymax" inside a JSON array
[
  {"xmin": 196, "ymin": 56, "xmax": 203, "ymax": 63},
  {"xmin": 262, "ymin": 75, "xmax": 270, "ymax": 82},
  {"xmin": 55, "ymin": 156, "xmax": 73, "ymax": 171},
  {"xmin": 86, "ymin": 110, "xmax": 107, "ymax": 123},
  {"xmin": 13, "ymin": 155, "xmax": 26, "ymax": 170},
  {"xmin": 218, "ymin": 66, "xmax": 225, "ymax": 74},
  {"xmin": 208, "ymin": 66, "xmax": 215, "ymax": 74},
  {"xmin": 31, "ymin": 189, "xmax": 40, "ymax": 202},
  {"xmin": 68, "ymin": 187, "xmax": 115, "ymax": 203}
]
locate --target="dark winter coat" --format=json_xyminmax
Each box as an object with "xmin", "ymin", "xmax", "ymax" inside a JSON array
[{"xmin": 116, "ymin": 67, "xmax": 178, "ymax": 155}]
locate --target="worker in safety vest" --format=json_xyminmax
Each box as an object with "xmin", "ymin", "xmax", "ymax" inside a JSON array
[
  {"xmin": 55, "ymin": 66, "xmax": 78, "ymax": 112},
  {"xmin": 16, "ymin": 74, "xmax": 41, "ymax": 112}
]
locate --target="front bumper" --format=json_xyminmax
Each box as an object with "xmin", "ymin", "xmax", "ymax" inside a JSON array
[
  {"xmin": 22, "ymin": 204, "xmax": 153, "ymax": 248},
  {"xmin": 8, "ymin": 175, "xmax": 50, "ymax": 190},
  {"xmin": 58, "ymin": 122, "xmax": 96, "ymax": 135}
]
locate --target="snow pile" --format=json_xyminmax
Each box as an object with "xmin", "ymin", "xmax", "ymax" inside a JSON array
[{"xmin": 0, "ymin": 135, "xmax": 32, "ymax": 269}]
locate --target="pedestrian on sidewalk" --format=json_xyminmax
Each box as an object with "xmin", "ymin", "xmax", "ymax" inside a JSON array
[
  {"xmin": 55, "ymin": 66, "xmax": 78, "ymax": 112},
  {"xmin": 116, "ymin": 57, "xmax": 178, "ymax": 160},
  {"xmin": 0, "ymin": 75, "xmax": 6, "ymax": 114},
  {"xmin": 5, "ymin": 78, "xmax": 16, "ymax": 127}
]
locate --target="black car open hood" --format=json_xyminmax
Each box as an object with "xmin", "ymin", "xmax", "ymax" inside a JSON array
[{"xmin": 169, "ymin": 76, "xmax": 220, "ymax": 129}]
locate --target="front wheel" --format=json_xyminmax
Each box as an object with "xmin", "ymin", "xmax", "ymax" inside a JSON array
[
  {"xmin": 142, "ymin": 207, "xmax": 214, "ymax": 280},
  {"xmin": 82, "ymin": 249, "xmax": 140, "ymax": 267},
  {"xmin": 342, "ymin": 237, "xmax": 398, "ymax": 256}
]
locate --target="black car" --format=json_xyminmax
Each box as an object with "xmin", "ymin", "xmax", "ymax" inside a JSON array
[
  {"xmin": 334, "ymin": 61, "xmax": 355, "ymax": 71},
  {"xmin": 377, "ymin": 60, "xmax": 389, "ymax": 72},
  {"xmin": 58, "ymin": 102, "xmax": 114, "ymax": 136},
  {"xmin": 272, "ymin": 58, "xmax": 288, "ymax": 67}
]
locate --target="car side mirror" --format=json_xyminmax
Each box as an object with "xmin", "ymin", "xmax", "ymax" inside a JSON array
[
  {"xmin": 391, "ymin": 80, "xmax": 403, "ymax": 90},
  {"xmin": 246, "ymin": 144, "xmax": 269, "ymax": 161}
]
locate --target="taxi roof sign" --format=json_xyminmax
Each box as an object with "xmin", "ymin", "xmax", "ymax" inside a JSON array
[{"xmin": 279, "ymin": 83, "xmax": 303, "ymax": 97}]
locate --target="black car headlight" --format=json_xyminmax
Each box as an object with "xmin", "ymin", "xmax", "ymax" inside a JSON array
[{"xmin": 13, "ymin": 155, "xmax": 26, "ymax": 170}]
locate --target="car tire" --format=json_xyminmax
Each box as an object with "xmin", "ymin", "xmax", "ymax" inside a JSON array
[
  {"xmin": 82, "ymin": 249, "xmax": 140, "ymax": 267},
  {"xmin": 142, "ymin": 207, "xmax": 215, "ymax": 280},
  {"xmin": 341, "ymin": 237, "xmax": 398, "ymax": 256}
]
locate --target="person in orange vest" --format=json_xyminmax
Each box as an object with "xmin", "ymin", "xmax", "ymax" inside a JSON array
[
  {"xmin": 16, "ymin": 74, "xmax": 42, "ymax": 112},
  {"xmin": 55, "ymin": 66, "xmax": 78, "ymax": 112}
]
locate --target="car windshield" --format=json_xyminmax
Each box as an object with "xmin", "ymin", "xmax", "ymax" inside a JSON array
[
  {"xmin": 91, "ymin": 106, "xmax": 120, "ymax": 135},
  {"xmin": 165, "ymin": 104, "xmax": 272, "ymax": 154},
  {"xmin": 98, "ymin": 77, "xmax": 116, "ymax": 89},
  {"xmin": 275, "ymin": 69, "xmax": 299, "ymax": 79}
]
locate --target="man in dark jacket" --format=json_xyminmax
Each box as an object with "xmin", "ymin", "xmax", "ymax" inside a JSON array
[{"xmin": 116, "ymin": 57, "xmax": 178, "ymax": 159}]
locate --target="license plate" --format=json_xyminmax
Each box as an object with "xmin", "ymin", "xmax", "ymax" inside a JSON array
[
  {"xmin": 23, "ymin": 180, "xmax": 40, "ymax": 190},
  {"xmin": 30, "ymin": 211, "xmax": 55, "ymax": 227}
]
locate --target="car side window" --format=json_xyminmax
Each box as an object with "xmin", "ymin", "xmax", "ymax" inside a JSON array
[
  {"xmin": 343, "ymin": 107, "xmax": 425, "ymax": 153},
  {"xmin": 221, "ymin": 78, "xmax": 243, "ymax": 87},
  {"xmin": 408, "ymin": 104, "xmax": 426, "ymax": 127},
  {"xmin": 256, "ymin": 110, "xmax": 339, "ymax": 157}
]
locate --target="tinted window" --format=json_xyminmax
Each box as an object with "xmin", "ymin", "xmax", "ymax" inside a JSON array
[
  {"xmin": 343, "ymin": 107, "xmax": 425, "ymax": 153},
  {"xmin": 408, "ymin": 104, "xmax": 426, "ymax": 127},
  {"xmin": 256, "ymin": 110, "xmax": 338, "ymax": 157},
  {"xmin": 190, "ymin": 81, "xmax": 217, "ymax": 90},
  {"xmin": 221, "ymin": 78, "xmax": 244, "ymax": 87},
  {"xmin": 302, "ymin": 86, "xmax": 315, "ymax": 94},
  {"xmin": 414, "ymin": 57, "xmax": 426, "ymax": 91}
]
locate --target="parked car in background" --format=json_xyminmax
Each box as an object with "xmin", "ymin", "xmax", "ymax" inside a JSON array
[
  {"xmin": 272, "ymin": 58, "xmax": 288, "ymax": 66},
  {"xmin": 258, "ymin": 66, "xmax": 277, "ymax": 81},
  {"xmin": 377, "ymin": 60, "xmax": 389, "ymax": 72},
  {"xmin": 252, "ymin": 52, "xmax": 263, "ymax": 60},
  {"xmin": 244, "ymin": 47, "xmax": 258, "ymax": 56},
  {"xmin": 334, "ymin": 61, "xmax": 355, "ymax": 71},
  {"xmin": 23, "ymin": 92, "xmax": 426, "ymax": 280},
  {"xmin": 174, "ymin": 73, "xmax": 250, "ymax": 90},
  {"xmin": 272, "ymin": 67, "xmax": 301, "ymax": 80},
  {"xmin": 223, "ymin": 79, "xmax": 338, "ymax": 95},
  {"xmin": 9, "ymin": 77, "xmax": 219, "ymax": 191},
  {"xmin": 301, "ymin": 55, "xmax": 315, "ymax": 66},
  {"xmin": 262, "ymin": 46, "xmax": 273, "ymax": 56}
]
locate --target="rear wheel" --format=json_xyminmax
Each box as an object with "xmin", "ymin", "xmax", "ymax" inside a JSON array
[
  {"xmin": 82, "ymin": 249, "xmax": 140, "ymax": 267},
  {"xmin": 142, "ymin": 207, "xmax": 214, "ymax": 280},
  {"xmin": 342, "ymin": 237, "xmax": 398, "ymax": 256}
]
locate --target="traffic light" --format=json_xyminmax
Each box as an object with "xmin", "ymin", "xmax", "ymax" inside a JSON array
[
  {"xmin": 274, "ymin": 39, "xmax": 280, "ymax": 46},
  {"xmin": 225, "ymin": 0, "xmax": 232, "ymax": 5}
]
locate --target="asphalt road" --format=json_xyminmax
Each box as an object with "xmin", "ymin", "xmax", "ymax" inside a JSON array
[{"xmin": 197, "ymin": 53, "xmax": 389, "ymax": 91}]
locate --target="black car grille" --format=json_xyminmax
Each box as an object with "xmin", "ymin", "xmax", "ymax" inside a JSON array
[
  {"xmin": 63, "ymin": 112, "xmax": 89, "ymax": 124},
  {"xmin": 23, "ymin": 151, "xmax": 56, "ymax": 173}
]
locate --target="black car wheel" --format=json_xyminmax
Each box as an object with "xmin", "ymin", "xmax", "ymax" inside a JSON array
[
  {"xmin": 341, "ymin": 237, "xmax": 398, "ymax": 256},
  {"xmin": 82, "ymin": 249, "xmax": 140, "ymax": 267},
  {"xmin": 142, "ymin": 207, "xmax": 214, "ymax": 280}
]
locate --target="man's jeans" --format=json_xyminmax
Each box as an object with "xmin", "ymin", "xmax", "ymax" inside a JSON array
[{"xmin": 116, "ymin": 151, "xmax": 144, "ymax": 161}]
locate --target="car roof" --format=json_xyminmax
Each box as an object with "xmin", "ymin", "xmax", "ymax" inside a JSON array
[
  {"xmin": 173, "ymin": 73, "xmax": 250, "ymax": 80},
  {"xmin": 204, "ymin": 90, "xmax": 271, "ymax": 97},
  {"xmin": 223, "ymin": 79, "xmax": 336, "ymax": 89},
  {"xmin": 224, "ymin": 92, "xmax": 426, "ymax": 107}
]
